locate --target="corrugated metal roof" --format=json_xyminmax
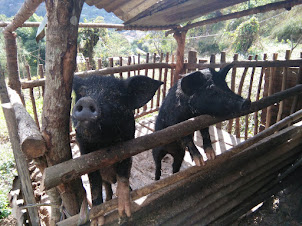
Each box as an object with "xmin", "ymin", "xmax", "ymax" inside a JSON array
[{"xmin": 85, "ymin": 0, "xmax": 249, "ymax": 28}]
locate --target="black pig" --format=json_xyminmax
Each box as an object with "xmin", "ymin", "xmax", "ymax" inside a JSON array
[
  {"xmin": 72, "ymin": 75, "xmax": 163, "ymax": 216},
  {"xmin": 152, "ymin": 65, "xmax": 251, "ymax": 180}
]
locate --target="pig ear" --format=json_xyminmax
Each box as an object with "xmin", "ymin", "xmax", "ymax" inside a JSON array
[
  {"xmin": 72, "ymin": 76, "xmax": 82, "ymax": 93},
  {"xmin": 125, "ymin": 76, "xmax": 163, "ymax": 109},
  {"xmin": 181, "ymin": 71, "xmax": 206, "ymax": 96},
  {"xmin": 218, "ymin": 64, "xmax": 234, "ymax": 79}
]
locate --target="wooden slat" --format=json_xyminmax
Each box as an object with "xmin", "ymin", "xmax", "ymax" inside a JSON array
[
  {"xmin": 156, "ymin": 53, "xmax": 164, "ymax": 108},
  {"xmin": 236, "ymin": 55, "xmax": 252, "ymax": 138},
  {"xmin": 254, "ymin": 53, "xmax": 267, "ymax": 135},
  {"xmin": 151, "ymin": 53, "xmax": 156, "ymax": 109},
  {"xmin": 25, "ymin": 65, "xmax": 40, "ymax": 129},
  {"xmin": 227, "ymin": 54, "xmax": 238, "ymax": 134},
  {"xmin": 277, "ymin": 50, "xmax": 291, "ymax": 122},
  {"xmin": 163, "ymin": 53, "xmax": 169, "ymax": 100},
  {"xmin": 38, "ymin": 64, "xmax": 45, "ymax": 97},
  {"xmin": 119, "ymin": 56, "xmax": 123, "ymax": 79},
  {"xmin": 265, "ymin": 53, "xmax": 279, "ymax": 129}
]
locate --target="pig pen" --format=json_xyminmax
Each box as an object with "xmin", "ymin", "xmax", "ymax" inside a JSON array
[{"xmin": 71, "ymin": 115, "xmax": 242, "ymax": 202}]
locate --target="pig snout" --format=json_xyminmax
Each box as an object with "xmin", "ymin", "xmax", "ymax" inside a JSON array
[
  {"xmin": 73, "ymin": 97, "xmax": 98, "ymax": 121},
  {"xmin": 240, "ymin": 99, "xmax": 251, "ymax": 111}
]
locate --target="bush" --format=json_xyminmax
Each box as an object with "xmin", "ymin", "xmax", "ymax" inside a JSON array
[
  {"xmin": 272, "ymin": 18, "xmax": 302, "ymax": 43},
  {"xmin": 233, "ymin": 17, "xmax": 260, "ymax": 54}
]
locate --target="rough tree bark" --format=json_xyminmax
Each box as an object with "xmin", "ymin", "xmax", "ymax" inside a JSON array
[
  {"xmin": 42, "ymin": 0, "xmax": 85, "ymax": 223},
  {"xmin": 173, "ymin": 29, "xmax": 187, "ymax": 84}
]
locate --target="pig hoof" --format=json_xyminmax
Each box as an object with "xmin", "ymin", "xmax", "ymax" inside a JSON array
[
  {"xmin": 205, "ymin": 147, "xmax": 216, "ymax": 160},
  {"xmin": 193, "ymin": 155, "xmax": 205, "ymax": 166},
  {"xmin": 117, "ymin": 181, "xmax": 131, "ymax": 217}
]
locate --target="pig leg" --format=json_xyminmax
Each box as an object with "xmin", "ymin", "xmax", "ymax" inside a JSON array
[
  {"xmin": 116, "ymin": 158, "xmax": 132, "ymax": 217},
  {"xmin": 103, "ymin": 181, "xmax": 113, "ymax": 201},
  {"xmin": 88, "ymin": 171, "xmax": 103, "ymax": 206},
  {"xmin": 181, "ymin": 135, "xmax": 205, "ymax": 166},
  {"xmin": 152, "ymin": 147, "xmax": 168, "ymax": 180},
  {"xmin": 200, "ymin": 127, "xmax": 216, "ymax": 160},
  {"xmin": 172, "ymin": 148, "xmax": 185, "ymax": 174}
]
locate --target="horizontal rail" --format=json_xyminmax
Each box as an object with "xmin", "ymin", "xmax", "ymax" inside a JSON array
[
  {"xmin": 186, "ymin": 59, "xmax": 302, "ymax": 69},
  {"xmin": 42, "ymin": 84, "xmax": 302, "ymax": 190}
]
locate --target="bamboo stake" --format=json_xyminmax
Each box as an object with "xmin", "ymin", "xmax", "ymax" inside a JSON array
[
  {"xmin": 277, "ymin": 50, "xmax": 291, "ymax": 122},
  {"xmin": 145, "ymin": 53, "xmax": 149, "ymax": 76},
  {"xmin": 25, "ymin": 65, "xmax": 40, "ymax": 129},
  {"xmin": 266, "ymin": 53, "xmax": 279, "ymax": 129},
  {"xmin": 151, "ymin": 53, "xmax": 156, "ymax": 109},
  {"xmin": 97, "ymin": 58, "xmax": 102, "ymax": 70},
  {"xmin": 127, "ymin": 56, "xmax": 131, "ymax": 78},
  {"xmin": 254, "ymin": 53, "xmax": 267, "ymax": 135},
  {"xmin": 216, "ymin": 52, "xmax": 226, "ymax": 129},
  {"xmin": 163, "ymin": 53, "xmax": 169, "ymax": 100}
]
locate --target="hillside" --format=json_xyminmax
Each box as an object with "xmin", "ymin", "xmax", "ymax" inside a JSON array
[{"xmin": 0, "ymin": 0, "xmax": 122, "ymax": 23}]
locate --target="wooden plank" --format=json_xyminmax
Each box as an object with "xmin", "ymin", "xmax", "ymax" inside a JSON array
[
  {"xmin": 254, "ymin": 53, "xmax": 267, "ymax": 135},
  {"xmin": 38, "ymin": 64, "xmax": 45, "ymax": 97}
]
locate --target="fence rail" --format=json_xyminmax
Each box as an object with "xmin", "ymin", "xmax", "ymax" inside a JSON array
[{"xmin": 20, "ymin": 51, "xmax": 302, "ymax": 140}]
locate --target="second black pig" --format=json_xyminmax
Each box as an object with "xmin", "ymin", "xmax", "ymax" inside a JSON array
[
  {"xmin": 72, "ymin": 75, "xmax": 163, "ymax": 216},
  {"xmin": 152, "ymin": 65, "xmax": 251, "ymax": 180}
]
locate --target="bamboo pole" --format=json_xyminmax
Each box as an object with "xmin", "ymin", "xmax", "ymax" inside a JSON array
[
  {"xmin": 127, "ymin": 56, "xmax": 131, "ymax": 78},
  {"xmin": 254, "ymin": 53, "xmax": 267, "ymax": 135},
  {"xmin": 145, "ymin": 53, "xmax": 149, "ymax": 76},
  {"xmin": 156, "ymin": 53, "xmax": 164, "ymax": 108},
  {"xmin": 42, "ymin": 84, "xmax": 302, "ymax": 191},
  {"xmin": 216, "ymin": 52, "xmax": 226, "ymax": 129},
  {"xmin": 151, "ymin": 53, "xmax": 156, "ymax": 109},
  {"xmin": 119, "ymin": 56, "xmax": 123, "ymax": 79},
  {"xmin": 163, "ymin": 53, "xmax": 169, "ymax": 100}
]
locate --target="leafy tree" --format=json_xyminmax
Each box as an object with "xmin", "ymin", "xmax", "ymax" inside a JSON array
[
  {"xmin": 15, "ymin": 14, "xmax": 45, "ymax": 77},
  {"xmin": 78, "ymin": 17, "xmax": 108, "ymax": 69},
  {"xmin": 233, "ymin": 17, "xmax": 260, "ymax": 54}
]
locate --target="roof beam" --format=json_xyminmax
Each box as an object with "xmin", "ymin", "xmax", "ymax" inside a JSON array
[{"xmin": 166, "ymin": 0, "xmax": 302, "ymax": 35}]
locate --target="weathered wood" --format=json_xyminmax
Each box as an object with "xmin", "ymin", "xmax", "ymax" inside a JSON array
[
  {"xmin": 151, "ymin": 53, "xmax": 156, "ymax": 108},
  {"xmin": 127, "ymin": 56, "xmax": 131, "ymax": 78},
  {"xmin": 21, "ymin": 78, "xmax": 46, "ymax": 89},
  {"xmin": 254, "ymin": 53, "xmax": 267, "ymax": 135},
  {"xmin": 187, "ymin": 50, "xmax": 197, "ymax": 72},
  {"xmin": 119, "ymin": 56, "xmax": 123, "ymax": 79},
  {"xmin": 173, "ymin": 30, "xmax": 187, "ymax": 84},
  {"xmin": 266, "ymin": 53, "xmax": 279, "ymax": 129},
  {"xmin": 245, "ymin": 55, "xmax": 258, "ymax": 139},
  {"xmin": 102, "ymin": 125, "xmax": 302, "ymax": 225},
  {"xmin": 156, "ymin": 53, "xmax": 164, "ymax": 108},
  {"xmin": 38, "ymin": 64, "xmax": 45, "ymax": 97},
  {"xmin": 290, "ymin": 52, "xmax": 302, "ymax": 115},
  {"xmin": 25, "ymin": 65, "xmax": 40, "ymax": 129},
  {"xmin": 0, "ymin": 67, "xmax": 40, "ymax": 226},
  {"xmin": 228, "ymin": 53, "xmax": 238, "ymax": 133},
  {"xmin": 42, "ymin": 84, "xmax": 302, "ymax": 190},
  {"xmin": 277, "ymin": 50, "xmax": 291, "ymax": 122},
  {"xmin": 236, "ymin": 55, "xmax": 252, "ymax": 138},
  {"xmin": 216, "ymin": 52, "xmax": 226, "ymax": 129},
  {"xmin": 8, "ymin": 88, "xmax": 46, "ymax": 159},
  {"xmin": 187, "ymin": 59, "xmax": 302, "ymax": 69},
  {"xmin": 166, "ymin": 0, "xmax": 302, "ymax": 35},
  {"xmin": 163, "ymin": 53, "xmax": 169, "ymax": 99},
  {"xmin": 97, "ymin": 58, "xmax": 102, "ymax": 70},
  {"xmin": 42, "ymin": 0, "xmax": 86, "ymax": 221},
  {"xmin": 85, "ymin": 57, "xmax": 91, "ymax": 70}
]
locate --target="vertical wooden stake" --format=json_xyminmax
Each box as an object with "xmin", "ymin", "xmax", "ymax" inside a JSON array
[
  {"xmin": 173, "ymin": 30, "xmax": 187, "ymax": 84},
  {"xmin": 228, "ymin": 54, "xmax": 238, "ymax": 134}
]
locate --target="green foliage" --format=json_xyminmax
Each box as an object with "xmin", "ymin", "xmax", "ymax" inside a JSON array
[
  {"xmin": 78, "ymin": 17, "xmax": 108, "ymax": 69},
  {"xmin": 233, "ymin": 17, "xmax": 260, "ymax": 54},
  {"xmin": 15, "ymin": 14, "xmax": 45, "ymax": 77},
  {"xmin": 272, "ymin": 17, "xmax": 302, "ymax": 43}
]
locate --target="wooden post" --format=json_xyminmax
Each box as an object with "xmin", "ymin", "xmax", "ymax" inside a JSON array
[
  {"xmin": 97, "ymin": 58, "xmax": 102, "ymax": 70},
  {"xmin": 173, "ymin": 30, "xmax": 187, "ymax": 84},
  {"xmin": 277, "ymin": 50, "xmax": 291, "ymax": 122},
  {"xmin": 163, "ymin": 53, "xmax": 169, "ymax": 100},
  {"xmin": 145, "ymin": 53, "xmax": 149, "ymax": 76},
  {"xmin": 216, "ymin": 52, "xmax": 226, "ymax": 129},
  {"xmin": 119, "ymin": 56, "xmax": 123, "ymax": 79},
  {"xmin": 109, "ymin": 57, "xmax": 113, "ymax": 68},
  {"xmin": 25, "ymin": 65, "xmax": 40, "ymax": 129},
  {"xmin": 289, "ymin": 51, "xmax": 302, "ymax": 116},
  {"xmin": 266, "ymin": 53, "xmax": 279, "ymax": 129},
  {"xmin": 236, "ymin": 55, "xmax": 252, "ymax": 138},
  {"xmin": 187, "ymin": 50, "xmax": 197, "ymax": 73},
  {"xmin": 137, "ymin": 53, "xmax": 141, "ymax": 75},
  {"xmin": 151, "ymin": 53, "xmax": 156, "ymax": 109},
  {"xmin": 0, "ymin": 67, "xmax": 40, "ymax": 226},
  {"xmin": 42, "ymin": 0, "xmax": 85, "ymax": 222},
  {"xmin": 85, "ymin": 57, "xmax": 90, "ymax": 70},
  {"xmin": 38, "ymin": 64, "xmax": 45, "ymax": 97},
  {"xmin": 244, "ymin": 55, "xmax": 258, "ymax": 139},
  {"xmin": 156, "ymin": 53, "xmax": 164, "ymax": 108},
  {"xmin": 127, "ymin": 56, "xmax": 131, "ymax": 78},
  {"xmin": 228, "ymin": 54, "xmax": 238, "ymax": 134},
  {"xmin": 254, "ymin": 53, "xmax": 267, "ymax": 135}
]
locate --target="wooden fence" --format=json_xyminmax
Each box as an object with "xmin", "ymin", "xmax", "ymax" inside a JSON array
[{"xmin": 20, "ymin": 50, "xmax": 302, "ymax": 140}]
